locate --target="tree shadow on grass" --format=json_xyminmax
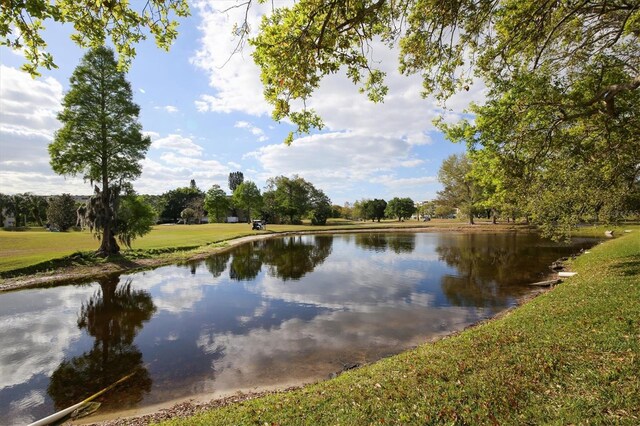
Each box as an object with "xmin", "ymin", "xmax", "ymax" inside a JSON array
[{"xmin": 611, "ymin": 254, "xmax": 640, "ymax": 277}]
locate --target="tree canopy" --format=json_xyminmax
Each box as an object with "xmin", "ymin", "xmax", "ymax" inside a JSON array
[
  {"xmin": 160, "ymin": 185, "xmax": 204, "ymax": 223},
  {"xmin": 251, "ymin": 0, "xmax": 639, "ymax": 235},
  {"xmin": 228, "ymin": 171, "xmax": 245, "ymax": 193},
  {"xmin": 437, "ymin": 154, "xmax": 480, "ymax": 225},
  {"xmin": 2, "ymin": 0, "xmax": 189, "ymax": 76},
  {"xmin": 232, "ymin": 181, "xmax": 263, "ymax": 222},
  {"xmin": 385, "ymin": 197, "xmax": 416, "ymax": 221},
  {"xmin": 204, "ymin": 184, "xmax": 230, "ymax": 223},
  {"xmin": 49, "ymin": 46, "xmax": 151, "ymax": 255},
  {"xmin": 46, "ymin": 194, "xmax": 77, "ymax": 231},
  {"xmin": 252, "ymin": 0, "xmax": 639, "ymax": 133},
  {"xmin": 263, "ymin": 175, "xmax": 332, "ymax": 225}
]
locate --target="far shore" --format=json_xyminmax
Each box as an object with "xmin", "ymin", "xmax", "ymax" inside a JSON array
[{"xmin": 0, "ymin": 222, "xmax": 534, "ymax": 292}]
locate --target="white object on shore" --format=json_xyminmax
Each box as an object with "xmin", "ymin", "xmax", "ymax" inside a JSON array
[
  {"xmin": 558, "ymin": 272, "xmax": 578, "ymax": 277},
  {"xmin": 28, "ymin": 372, "xmax": 134, "ymax": 426}
]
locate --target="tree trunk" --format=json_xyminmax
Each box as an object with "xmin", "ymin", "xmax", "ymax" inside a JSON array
[
  {"xmin": 97, "ymin": 184, "xmax": 119, "ymax": 257},
  {"xmin": 469, "ymin": 213, "xmax": 475, "ymax": 225}
]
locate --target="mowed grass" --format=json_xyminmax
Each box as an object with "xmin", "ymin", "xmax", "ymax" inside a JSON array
[
  {"xmin": 0, "ymin": 219, "xmax": 467, "ymax": 275},
  {"xmin": 160, "ymin": 231, "xmax": 640, "ymax": 425}
]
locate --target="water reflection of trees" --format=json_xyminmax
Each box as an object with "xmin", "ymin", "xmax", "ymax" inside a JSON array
[
  {"xmin": 204, "ymin": 251, "xmax": 231, "ymax": 278},
  {"xmin": 229, "ymin": 243, "xmax": 264, "ymax": 281},
  {"xmin": 224, "ymin": 236, "xmax": 333, "ymax": 281},
  {"xmin": 436, "ymin": 233, "xmax": 558, "ymax": 308},
  {"xmin": 354, "ymin": 233, "xmax": 416, "ymax": 254},
  {"xmin": 263, "ymin": 236, "xmax": 333, "ymax": 281},
  {"xmin": 48, "ymin": 275, "xmax": 155, "ymax": 411}
]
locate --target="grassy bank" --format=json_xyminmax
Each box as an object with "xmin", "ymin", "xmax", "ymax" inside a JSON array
[{"xmin": 160, "ymin": 231, "xmax": 640, "ymax": 425}]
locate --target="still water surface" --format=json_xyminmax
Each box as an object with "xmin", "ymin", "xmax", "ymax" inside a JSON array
[{"xmin": 0, "ymin": 232, "xmax": 598, "ymax": 424}]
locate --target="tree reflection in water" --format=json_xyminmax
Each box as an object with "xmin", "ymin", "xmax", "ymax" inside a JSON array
[
  {"xmin": 222, "ymin": 235, "xmax": 333, "ymax": 281},
  {"xmin": 229, "ymin": 242, "xmax": 264, "ymax": 280},
  {"xmin": 48, "ymin": 275, "xmax": 156, "ymax": 411},
  {"xmin": 354, "ymin": 233, "xmax": 416, "ymax": 254},
  {"xmin": 263, "ymin": 235, "xmax": 333, "ymax": 281},
  {"xmin": 204, "ymin": 251, "xmax": 231, "ymax": 278},
  {"xmin": 436, "ymin": 233, "xmax": 561, "ymax": 309}
]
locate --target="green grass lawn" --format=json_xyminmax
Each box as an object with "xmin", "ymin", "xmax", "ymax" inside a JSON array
[{"xmin": 159, "ymin": 231, "xmax": 640, "ymax": 425}]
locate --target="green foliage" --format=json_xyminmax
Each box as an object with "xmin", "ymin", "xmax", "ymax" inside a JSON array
[
  {"xmin": 434, "ymin": 204, "xmax": 456, "ymax": 219},
  {"xmin": 368, "ymin": 199, "xmax": 388, "ymax": 222},
  {"xmin": 140, "ymin": 194, "xmax": 166, "ymax": 220},
  {"xmin": 49, "ymin": 46, "xmax": 150, "ymax": 255},
  {"xmin": 417, "ymin": 201, "xmax": 436, "ymax": 219},
  {"xmin": 265, "ymin": 175, "xmax": 311, "ymax": 224},
  {"xmin": 251, "ymin": 0, "xmax": 639, "ymax": 238},
  {"xmin": 251, "ymin": 0, "xmax": 397, "ymax": 136},
  {"xmin": 352, "ymin": 199, "xmax": 369, "ymax": 221},
  {"xmin": 252, "ymin": 0, "xmax": 639, "ymax": 135},
  {"xmin": 1, "ymin": 0, "xmax": 190, "ymax": 76},
  {"xmin": 232, "ymin": 181, "xmax": 263, "ymax": 222},
  {"xmin": 23, "ymin": 193, "xmax": 49, "ymax": 226},
  {"xmin": 204, "ymin": 185, "xmax": 230, "ymax": 223},
  {"xmin": 180, "ymin": 207, "xmax": 197, "ymax": 225},
  {"xmin": 0, "ymin": 193, "xmax": 46, "ymax": 227},
  {"xmin": 46, "ymin": 194, "xmax": 77, "ymax": 231},
  {"xmin": 385, "ymin": 197, "xmax": 416, "ymax": 221},
  {"xmin": 308, "ymin": 188, "xmax": 332, "ymax": 225},
  {"xmin": 116, "ymin": 195, "xmax": 155, "ymax": 249},
  {"xmin": 442, "ymin": 63, "xmax": 640, "ymax": 237},
  {"xmin": 228, "ymin": 171, "xmax": 244, "ymax": 193},
  {"xmin": 436, "ymin": 153, "xmax": 481, "ymax": 225},
  {"xmin": 160, "ymin": 186, "xmax": 204, "ymax": 222}
]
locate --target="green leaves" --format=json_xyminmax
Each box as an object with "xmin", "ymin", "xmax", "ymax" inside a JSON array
[
  {"xmin": 251, "ymin": 0, "xmax": 397, "ymax": 137},
  {"xmin": 51, "ymin": 47, "xmax": 151, "ymax": 254},
  {"xmin": 385, "ymin": 197, "xmax": 416, "ymax": 221},
  {"xmin": 2, "ymin": 0, "xmax": 190, "ymax": 76},
  {"xmin": 204, "ymin": 185, "xmax": 230, "ymax": 223}
]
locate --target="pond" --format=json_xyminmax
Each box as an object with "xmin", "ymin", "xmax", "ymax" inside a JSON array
[{"xmin": 0, "ymin": 232, "xmax": 599, "ymax": 424}]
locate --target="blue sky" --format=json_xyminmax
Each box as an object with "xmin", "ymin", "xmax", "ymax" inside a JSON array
[{"xmin": 0, "ymin": 1, "xmax": 482, "ymax": 205}]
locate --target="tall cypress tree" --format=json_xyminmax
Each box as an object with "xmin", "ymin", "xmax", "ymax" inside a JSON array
[{"xmin": 49, "ymin": 46, "xmax": 151, "ymax": 256}]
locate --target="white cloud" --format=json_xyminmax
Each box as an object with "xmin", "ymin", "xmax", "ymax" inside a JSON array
[
  {"xmin": 139, "ymin": 88, "xmax": 146, "ymax": 94},
  {"xmin": 188, "ymin": 4, "xmax": 482, "ymax": 202},
  {"xmin": 0, "ymin": 65, "xmax": 63, "ymax": 141},
  {"xmin": 0, "ymin": 285, "xmax": 88, "ymax": 404},
  {"xmin": 155, "ymin": 105, "xmax": 179, "ymax": 114},
  {"xmin": 234, "ymin": 121, "xmax": 268, "ymax": 142},
  {"xmin": 191, "ymin": 1, "xmax": 278, "ymax": 116},
  {"xmin": 371, "ymin": 175, "xmax": 439, "ymax": 189},
  {"xmin": 401, "ymin": 159, "xmax": 425, "ymax": 167},
  {"xmin": 151, "ymin": 134, "xmax": 204, "ymax": 157},
  {"xmin": 0, "ymin": 66, "xmax": 93, "ymax": 194},
  {"xmin": 137, "ymin": 132, "xmax": 231, "ymax": 193},
  {"xmin": 246, "ymin": 131, "xmax": 419, "ymax": 193}
]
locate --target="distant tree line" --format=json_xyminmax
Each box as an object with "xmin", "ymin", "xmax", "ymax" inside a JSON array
[
  {"xmin": 433, "ymin": 153, "xmax": 640, "ymax": 235},
  {"xmin": 154, "ymin": 172, "xmax": 333, "ymax": 226}
]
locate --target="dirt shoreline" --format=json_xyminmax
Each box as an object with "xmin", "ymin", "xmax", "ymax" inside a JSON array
[{"xmin": 0, "ymin": 224, "xmax": 529, "ymax": 293}]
